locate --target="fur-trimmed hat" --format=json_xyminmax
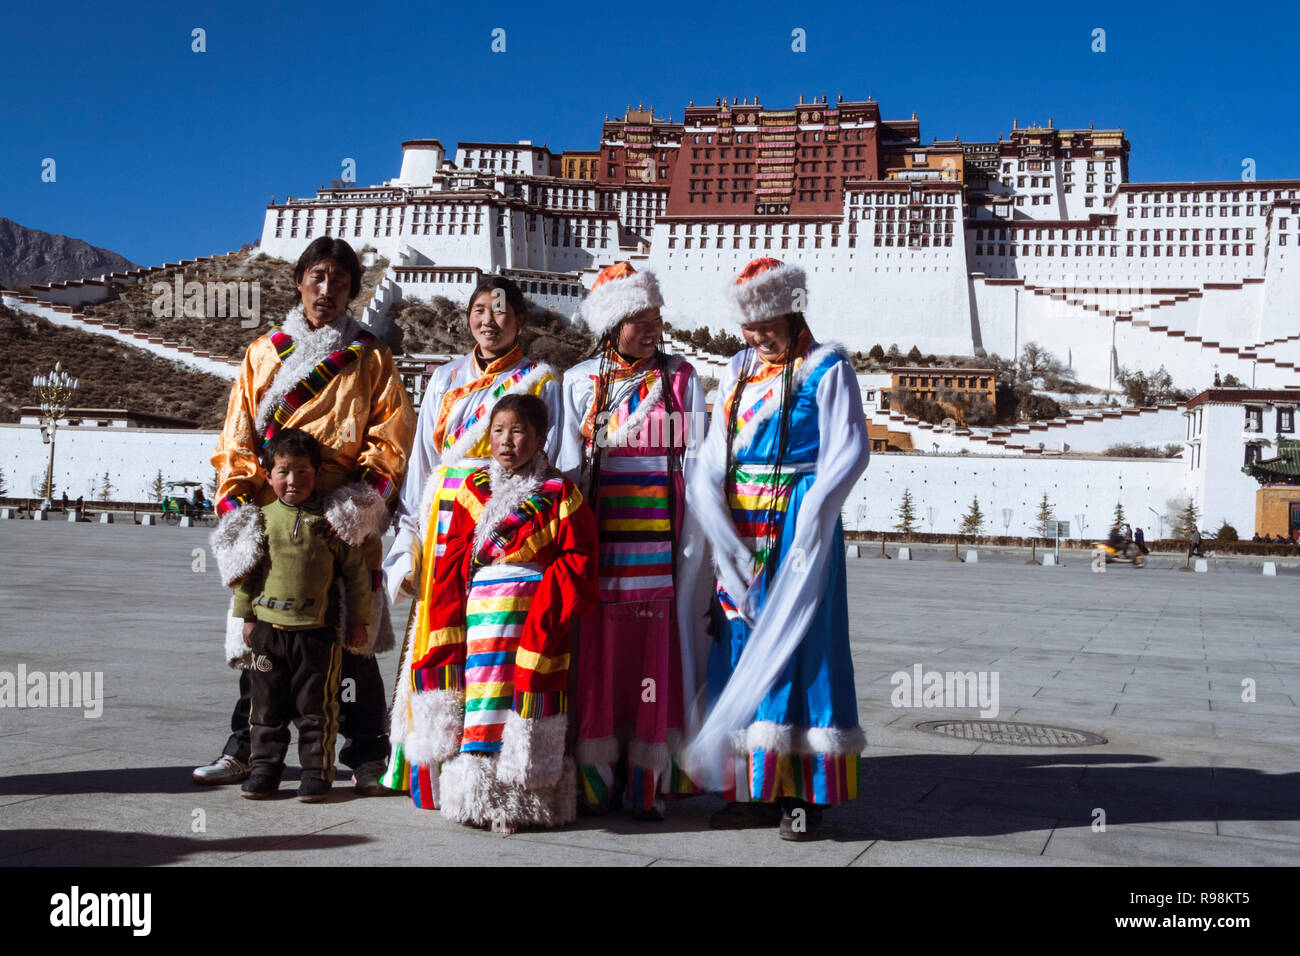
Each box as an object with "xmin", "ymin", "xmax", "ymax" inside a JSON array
[
  {"xmin": 581, "ymin": 262, "xmax": 664, "ymax": 338},
  {"xmin": 728, "ymin": 257, "xmax": 806, "ymax": 326}
]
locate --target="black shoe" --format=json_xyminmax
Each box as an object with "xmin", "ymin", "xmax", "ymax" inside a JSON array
[
  {"xmin": 709, "ymin": 801, "xmax": 782, "ymax": 829},
  {"xmin": 297, "ymin": 776, "xmax": 332, "ymax": 803},
  {"xmin": 779, "ymin": 800, "xmax": 823, "ymax": 841},
  {"xmin": 240, "ymin": 773, "xmax": 281, "ymax": 799}
]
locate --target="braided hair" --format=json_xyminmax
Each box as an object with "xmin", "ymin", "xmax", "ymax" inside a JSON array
[{"xmin": 724, "ymin": 313, "xmax": 810, "ymax": 586}]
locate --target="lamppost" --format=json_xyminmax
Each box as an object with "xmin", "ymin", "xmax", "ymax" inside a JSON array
[{"xmin": 32, "ymin": 361, "xmax": 78, "ymax": 510}]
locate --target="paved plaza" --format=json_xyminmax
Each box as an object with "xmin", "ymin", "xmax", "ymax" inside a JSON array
[{"xmin": 0, "ymin": 521, "xmax": 1297, "ymax": 866}]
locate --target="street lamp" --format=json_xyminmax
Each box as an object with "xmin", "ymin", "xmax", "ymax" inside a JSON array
[{"xmin": 32, "ymin": 361, "xmax": 78, "ymax": 509}]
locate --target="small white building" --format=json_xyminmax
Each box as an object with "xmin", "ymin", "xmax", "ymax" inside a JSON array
[{"xmin": 1183, "ymin": 387, "xmax": 1300, "ymax": 534}]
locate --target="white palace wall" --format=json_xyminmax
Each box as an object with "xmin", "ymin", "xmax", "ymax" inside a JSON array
[
  {"xmin": 0, "ymin": 425, "xmax": 218, "ymax": 502},
  {"xmin": 846, "ymin": 452, "xmax": 1189, "ymax": 538}
]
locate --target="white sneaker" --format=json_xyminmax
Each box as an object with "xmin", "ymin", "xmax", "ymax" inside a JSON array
[{"xmin": 192, "ymin": 754, "xmax": 251, "ymax": 786}]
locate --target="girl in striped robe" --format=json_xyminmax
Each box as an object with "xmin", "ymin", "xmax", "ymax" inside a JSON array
[
  {"xmin": 682, "ymin": 258, "xmax": 871, "ymax": 841},
  {"xmin": 418, "ymin": 394, "xmax": 597, "ymax": 832},
  {"xmin": 382, "ymin": 277, "xmax": 562, "ymax": 809},
  {"xmin": 555, "ymin": 262, "xmax": 710, "ymax": 819}
]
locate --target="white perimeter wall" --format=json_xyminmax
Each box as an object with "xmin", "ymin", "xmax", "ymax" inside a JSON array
[
  {"xmin": 846, "ymin": 452, "xmax": 1190, "ymax": 539},
  {"xmin": 1, "ymin": 425, "xmax": 218, "ymax": 502}
]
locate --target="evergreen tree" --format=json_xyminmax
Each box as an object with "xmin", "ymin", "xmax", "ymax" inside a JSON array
[
  {"xmin": 1034, "ymin": 492, "xmax": 1055, "ymax": 537},
  {"xmin": 150, "ymin": 470, "xmax": 166, "ymax": 503},
  {"xmin": 1113, "ymin": 501, "xmax": 1126, "ymax": 527},
  {"xmin": 894, "ymin": 489, "xmax": 918, "ymax": 535},
  {"xmin": 38, "ymin": 473, "xmax": 56, "ymax": 501},
  {"xmin": 98, "ymin": 470, "xmax": 114, "ymax": 504},
  {"xmin": 1169, "ymin": 496, "xmax": 1201, "ymax": 537},
  {"xmin": 0, "ymin": 466, "xmax": 7, "ymax": 496},
  {"xmin": 960, "ymin": 496, "xmax": 986, "ymax": 535},
  {"xmin": 868, "ymin": 344, "xmax": 885, "ymax": 361},
  {"xmin": 906, "ymin": 345, "xmax": 924, "ymax": 362}
]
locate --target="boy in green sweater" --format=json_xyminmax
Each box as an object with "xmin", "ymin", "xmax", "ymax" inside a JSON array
[{"xmin": 235, "ymin": 428, "xmax": 371, "ymax": 802}]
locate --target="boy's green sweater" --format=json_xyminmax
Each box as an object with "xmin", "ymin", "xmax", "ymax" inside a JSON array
[{"xmin": 232, "ymin": 498, "xmax": 372, "ymax": 630}]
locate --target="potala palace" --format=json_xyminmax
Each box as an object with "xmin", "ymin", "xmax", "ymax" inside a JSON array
[{"xmin": 4, "ymin": 93, "xmax": 1300, "ymax": 541}]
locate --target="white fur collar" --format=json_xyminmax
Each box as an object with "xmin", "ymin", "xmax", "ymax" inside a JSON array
[
  {"xmin": 732, "ymin": 341, "xmax": 846, "ymax": 453},
  {"xmin": 472, "ymin": 452, "xmax": 550, "ymax": 558},
  {"xmin": 438, "ymin": 361, "xmax": 556, "ymax": 469},
  {"xmin": 254, "ymin": 304, "xmax": 364, "ymax": 434}
]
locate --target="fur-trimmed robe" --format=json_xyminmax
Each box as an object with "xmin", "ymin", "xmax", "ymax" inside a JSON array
[
  {"xmin": 411, "ymin": 453, "xmax": 598, "ymax": 831},
  {"xmin": 209, "ymin": 304, "xmax": 416, "ymax": 667}
]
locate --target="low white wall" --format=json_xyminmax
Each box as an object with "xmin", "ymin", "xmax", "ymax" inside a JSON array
[
  {"xmin": 0, "ymin": 425, "xmax": 218, "ymax": 502},
  {"xmin": 846, "ymin": 452, "xmax": 1190, "ymax": 539}
]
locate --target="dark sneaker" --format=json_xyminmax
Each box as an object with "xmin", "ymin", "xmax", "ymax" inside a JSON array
[
  {"xmin": 297, "ymin": 776, "xmax": 332, "ymax": 803},
  {"xmin": 240, "ymin": 773, "xmax": 280, "ymax": 799},
  {"xmin": 352, "ymin": 760, "xmax": 389, "ymax": 796},
  {"xmin": 708, "ymin": 801, "xmax": 781, "ymax": 830},
  {"xmin": 193, "ymin": 754, "xmax": 250, "ymax": 786},
  {"xmin": 779, "ymin": 801, "xmax": 823, "ymax": 841}
]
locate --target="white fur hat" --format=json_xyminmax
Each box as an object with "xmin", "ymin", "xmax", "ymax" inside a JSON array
[
  {"xmin": 581, "ymin": 262, "xmax": 664, "ymax": 338},
  {"xmin": 728, "ymin": 257, "xmax": 806, "ymax": 326}
]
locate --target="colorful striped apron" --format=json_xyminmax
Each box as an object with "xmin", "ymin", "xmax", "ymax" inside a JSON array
[
  {"xmin": 462, "ymin": 563, "xmax": 545, "ymax": 754},
  {"xmin": 382, "ymin": 459, "xmax": 484, "ymax": 804}
]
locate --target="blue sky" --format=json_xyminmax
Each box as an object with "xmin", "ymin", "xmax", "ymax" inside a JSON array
[{"xmin": 1, "ymin": 0, "xmax": 1296, "ymax": 265}]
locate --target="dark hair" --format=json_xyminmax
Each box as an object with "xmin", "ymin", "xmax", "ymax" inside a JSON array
[
  {"xmin": 468, "ymin": 275, "xmax": 529, "ymax": 326},
  {"xmin": 261, "ymin": 427, "xmax": 322, "ymax": 472},
  {"xmin": 489, "ymin": 393, "xmax": 548, "ymax": 437},
  {"xmin": 294, "ymin": 237, "xmax": 363, "ymax": 301}
]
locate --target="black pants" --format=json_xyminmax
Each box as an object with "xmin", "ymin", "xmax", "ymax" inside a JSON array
[
  {"xmin": 246, "ymin": 623, "xmax": 343, "ymax": 782},
  {"xmin": 226, "ymin": 637, "xmax": 390, "ymax": 771}
]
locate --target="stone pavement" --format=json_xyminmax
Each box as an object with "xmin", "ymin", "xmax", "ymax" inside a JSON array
[{"xmin": 0, "ymin": 522, "xmax": 1296, "ymax": 866}]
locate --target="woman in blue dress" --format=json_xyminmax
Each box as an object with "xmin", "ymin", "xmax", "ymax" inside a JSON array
[{"xmin": 682, "ymin": 257, "xmax": 870, "ymax": 840}]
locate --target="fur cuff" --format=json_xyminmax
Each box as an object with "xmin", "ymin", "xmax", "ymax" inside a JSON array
[
  {"xmin": 746, "ymin": 721, "xmax": 867, "ymax": 756},
  {"xmin": 627, "ymin": 738, "xmax": 671, "ymax": 775},
  {"xmin": 340, "ymin": 583, "xmax": 395, "ymax": 657},
  {"xmin": 402, "ymin": 689, "xmax": 464, "ymax": 766},
  {"xmin": 210, "ymin": 505, "xmax": 265, "ymax": 587},
  {"xmin": 575, "ymin": 735, "xmax": 621, "ymax": 767},
  {"xmin": 496, "ymin": 711, "xmax": 567, "ymax": 789},
  {"xmin": 324, "ymin": 481, "xmax": 390, "ymax": 547},
  {"xmin": 224, "ymin": 602, "xmax": 252, "ymax": 670},
  {"xmin": 440, "ymin": 753, "xmax": 577, "ymax": 833}
]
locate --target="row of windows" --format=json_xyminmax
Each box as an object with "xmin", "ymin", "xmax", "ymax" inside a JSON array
[
  {"xmin": 669, "ymin": 233, "xmax": 862, "ymax": 250},
  {"xmin": 1244, "ymin": 407, "xmax": 1295, "ymax": 432},
  {"xmin": 972, "ymin": 243, "xmax": 1256, "ymax": 258},
  {"xmin": 850, "ymin": 193, "xmax": 959, "ymax": 205},
  {"xmin": 1129, "ymin": 189, "xmax": 1296, "ymax": 204},
  {"xmin": 898, "ymin": 375, "xmax": 991, "ymax": 389},
  {"xmin": 670, "ymin": 222, "xmax": 840, "ymax": 236},
  {"xmin": 1006, "ymin": 160, "xmax": 1115, "ymax": 173}
]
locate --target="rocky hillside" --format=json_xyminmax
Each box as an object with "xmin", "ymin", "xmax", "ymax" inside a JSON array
[
  {"xmin": 73, "ymin": 247, "xmax": 391, "ymax": 358},
  {"xmin": 0, "ymin": 218, "xmax": 137, "ymax": 287},
  {"xmin": 0, "ymin": 305, "xmax": 232, "ymax": 428}
]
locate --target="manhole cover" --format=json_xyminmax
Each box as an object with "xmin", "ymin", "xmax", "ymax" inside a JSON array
[{"xmin": 916, "ymin": 720, "xmax": 1107, "ymax": 747}]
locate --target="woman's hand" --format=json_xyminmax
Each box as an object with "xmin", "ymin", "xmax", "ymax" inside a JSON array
[{"xmin": 242, "ymin": 621, "xmax": 255, "ymax": 647}]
